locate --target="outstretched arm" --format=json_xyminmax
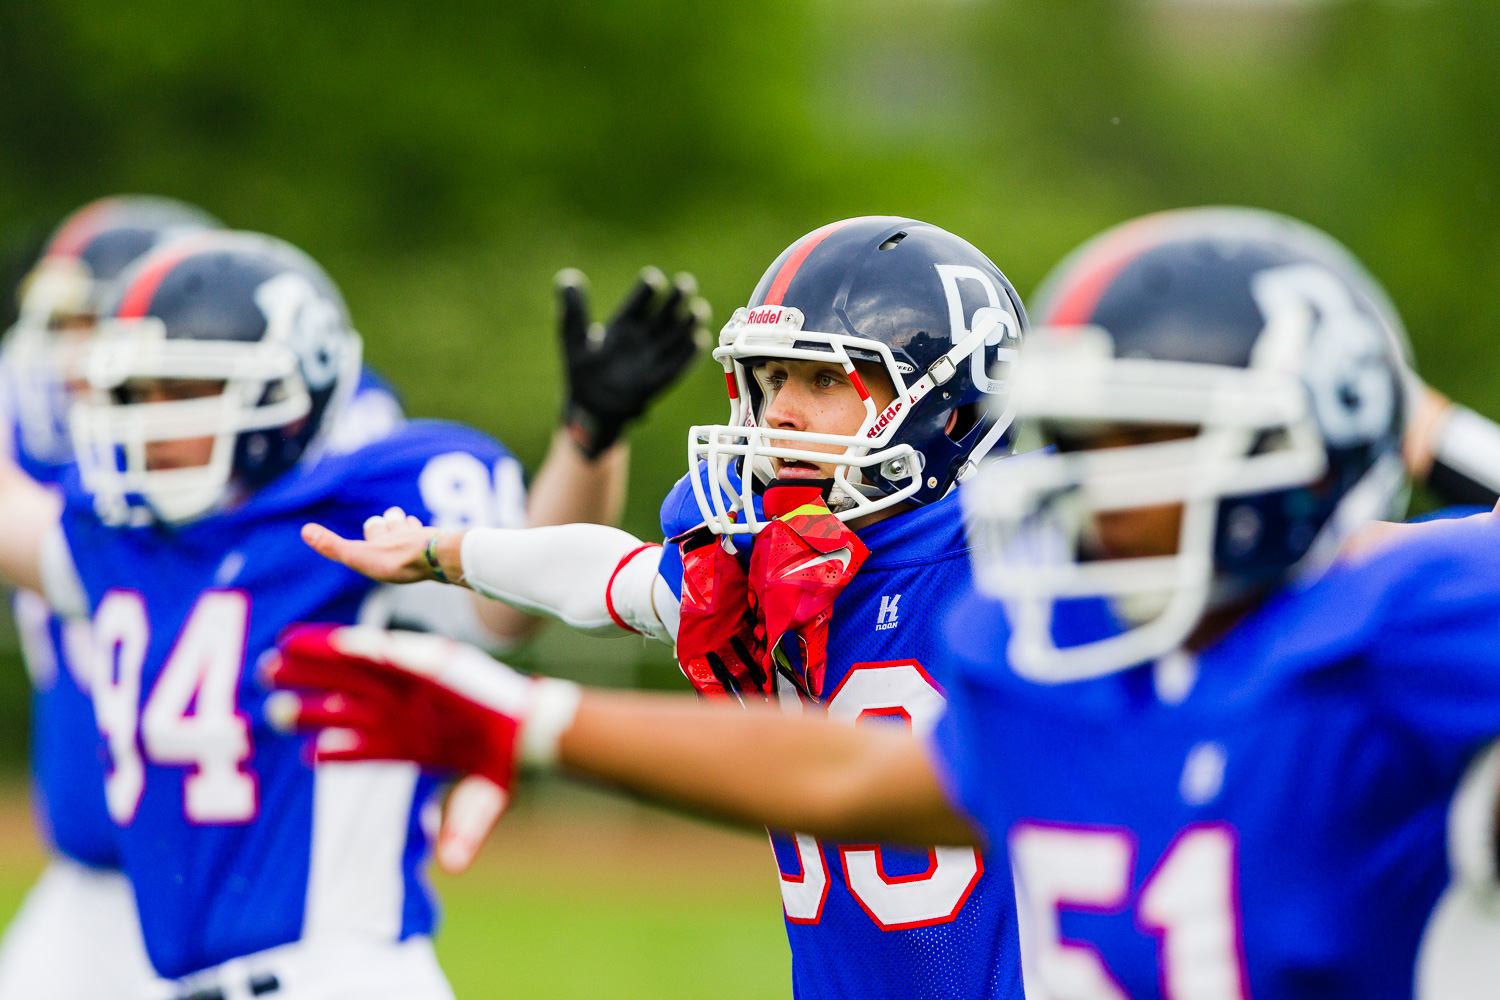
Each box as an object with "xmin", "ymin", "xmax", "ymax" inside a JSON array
[
  {"xmin": 268, "ymin": 627, "xmax": 979, "ymax": 853},
  {"xmin": 309, "ymin": 268, "xmax": 702, "ymax": 650},
  {"xmin": 303, "ymin": 516, "xmax": 676, "ymax": 642},
  {"xmin": 0, "ymin": 451, "xmax": 62, "ymax": 595},
  {"xmin": 563, "ymin": 690, "xmax": 977, "ymax": 846}
]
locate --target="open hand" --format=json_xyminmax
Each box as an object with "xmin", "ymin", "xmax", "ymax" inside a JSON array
[{"xmin": 302, "ymin": 506, "xmax": 446, "ymax": 585}]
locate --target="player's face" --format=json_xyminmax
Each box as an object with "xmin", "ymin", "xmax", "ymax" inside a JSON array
[
  {"xmin": 755, "ymin": 358, "xmax": 897, "ymax": 481},
  {"xmin": 1052, "ymin": 423, "xmax": 1196, "ymax": 560},
  {"xmin": 118, "ymin": 378, "xmax": 228, "ymax": 470}
]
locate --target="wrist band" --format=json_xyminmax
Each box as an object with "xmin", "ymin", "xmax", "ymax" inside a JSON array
[
  {"xmin": 521, "ymin": 678, "xmax": 583, "ymax": 769},
  {"xmin": 424, "ymin": 532, "xmax": 451, "ymax": 584}
]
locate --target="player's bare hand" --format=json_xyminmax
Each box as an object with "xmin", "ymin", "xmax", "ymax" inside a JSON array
[{"xmin": 301, "ymin": 506, "xmax": 449, "ymax": 584}]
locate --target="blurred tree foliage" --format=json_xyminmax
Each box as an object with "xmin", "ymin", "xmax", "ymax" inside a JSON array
[{"xmin": 0, "ymin": 0, "xmax": 1496, "ymax": 753}]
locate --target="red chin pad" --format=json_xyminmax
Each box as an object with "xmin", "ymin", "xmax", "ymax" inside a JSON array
[{"xmin": 761, "ymin": 478, "xmax": 835, "ymax": 519}]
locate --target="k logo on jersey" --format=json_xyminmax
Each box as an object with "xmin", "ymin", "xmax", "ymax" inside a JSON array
[{"xmin": 876, "ymin": 594, "xmax": 900, "ymax": 631}]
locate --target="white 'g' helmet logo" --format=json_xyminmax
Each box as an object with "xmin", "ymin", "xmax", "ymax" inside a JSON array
[
  {"xmin": 254, "ymin": 271, "xmax": 345, "ymax": 391},
  {"xmin": 1251, "ymin": 263, "xmax": 1394, "ymax": 448}
]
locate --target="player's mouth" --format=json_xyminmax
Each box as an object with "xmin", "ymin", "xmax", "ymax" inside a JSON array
[{"xmin": 774, "ymin": 458, "xmax": 826, "ymax": 480}]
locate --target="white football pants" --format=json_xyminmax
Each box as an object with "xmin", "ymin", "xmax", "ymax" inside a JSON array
[
  {"xmin": 0, "ymin": 856, "xmax": 161, "ymax": 1000},
  {"xmin": 142, "ymin": 935, "xmax": 455, "ymax": 1000}
]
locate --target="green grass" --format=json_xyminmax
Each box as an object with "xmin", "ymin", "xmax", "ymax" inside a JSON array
[{"xmin": 0, "ymin": 781, "xmax": 792, "ymax": 999}]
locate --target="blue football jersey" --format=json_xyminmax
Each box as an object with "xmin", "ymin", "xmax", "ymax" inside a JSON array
[
  {"xmin": 7, "ymin": 367, "xmax": 405, "ymax": 875},
  {"xmin": 59, "ymin": 418, "xmax": 518, "ymax": 979},
  {"xmin": 929, "ymin": 517, "xmax": 1500, "ymax": 1000},
  {"xmin": 660, "ymin": 468, "xmax": 1023, "ymax": 1000},
  {"xmin": 0, "ymin": 364, "xmax": 120, "ymax": 869}
]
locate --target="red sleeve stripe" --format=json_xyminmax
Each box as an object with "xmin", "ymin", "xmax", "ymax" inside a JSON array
[
  {"xmin": 605, "ymin": 543, "xmax": 663, "ymax": 635},
  {"xmin": 762, "ymin": 218, "xmax": 859, "ymax": 307}
]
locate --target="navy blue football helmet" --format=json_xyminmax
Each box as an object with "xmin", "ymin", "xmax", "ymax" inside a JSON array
[
  {"xmin": 690, "ymin": 216, "xmax": 1026, "ymax": 533},
  {"xmin": 4, "ymin": 196, "xmax": 222, "ymax": 463},
  {"xmin": 72, "ymin": 230, "xmax": 361, "ymax": 525},
  {"xmin": 965, "ymin": 206, "xmax": 1410, "ymax": 682}
]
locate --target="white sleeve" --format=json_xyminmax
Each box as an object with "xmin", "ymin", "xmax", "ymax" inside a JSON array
[
  {"xmin": 1432, "ymin": 405, "xmax": 1500, "ymax": 507},
  {"xmin": 38, "ymin": 522, "xmax": 88, "ymax": 620},
  {"xmin": 459, "ymin": 524, "xmax": 675, "ymax": 643}
]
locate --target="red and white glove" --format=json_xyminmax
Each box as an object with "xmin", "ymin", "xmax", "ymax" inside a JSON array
[{"xmin": 264, "ymin": 625, "xmax": 581, "ymax": 872}]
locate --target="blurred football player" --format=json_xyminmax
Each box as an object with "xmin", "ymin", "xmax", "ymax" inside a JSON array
[
  {"xmin": 298, "ymin": 217, "xmax": 1031, "ymax": 998},
  {"xmin": 272, "ymin": 208, "xmax": 1500, "ymax": 1000},
  {"xmin": 0, "ymin": 226, "xmax": 703, "ymax": 999},
  {"xmin": 0, "ymin": 195, "xmax": 221, "ymax": 1000}
]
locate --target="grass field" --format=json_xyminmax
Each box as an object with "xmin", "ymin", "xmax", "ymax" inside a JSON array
[{"xmin": 0, "ymin": 779, "xmax": 793, "ymax": 999}]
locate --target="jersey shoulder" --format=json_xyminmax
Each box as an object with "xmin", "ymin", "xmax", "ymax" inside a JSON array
[
  {"xmin": 1251, "ymin": 516, "xmax": 1500, "ymax": 666},
  {"xmin": 234, "ymin": 418, "xmax": 516, "ymax": 530},
  {"xmin": 855, "ymin": 490, "xmax": 967, "ymax": 570}
]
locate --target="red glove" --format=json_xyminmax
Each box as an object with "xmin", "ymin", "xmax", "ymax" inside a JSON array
[
  {"xmin": 264, "ymin": 625, "xmax": 581, "ymax": 870},
  {"xmin": 749, "ymin": 482, "xmax": 868, "ymax": 699},
  {"xmin": 674, "ymin": 526, "xmax": 769, "ymax": 702},
  {"xmin": 673, "ymin": 481, "xmax": 868, "ymax": 703}
]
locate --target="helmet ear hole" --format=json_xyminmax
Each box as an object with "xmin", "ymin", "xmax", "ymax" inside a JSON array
[{"xmin": 946, "ymin": 402, "xmax": 981, "ymax": 443}]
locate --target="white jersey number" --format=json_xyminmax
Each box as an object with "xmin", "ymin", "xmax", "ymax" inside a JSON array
[
  {"xmin": 775, "ymin": 661, "xmax": 984, "ymax": 931},
  {"xmin": 1009, "ymin": 820, "xmax": 1248, "ymax": 1000},
  {"xmin": 93, "ymin": 589, "xmax": 258, "ymax": 825}
]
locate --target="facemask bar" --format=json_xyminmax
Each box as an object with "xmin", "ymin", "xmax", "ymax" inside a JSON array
[
  {"xmin": 964, "ymin": 335, "xmax": 1328, "ymax": 684},
  {"xmin": 71, "ymin": 317, "xmax": 312, "ymax": 525},
  {"xmin": 688, "ymin": 304, "xmax": 1014, "ymax": 535},
  {"xmin": 2, "ymin": 257, "xmax": 99, "ymax": 463}
]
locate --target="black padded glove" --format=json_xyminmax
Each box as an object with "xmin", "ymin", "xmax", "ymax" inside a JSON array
[{"xmin": 557, "ymin": 266, "xmax": 709, "ymax": 458}]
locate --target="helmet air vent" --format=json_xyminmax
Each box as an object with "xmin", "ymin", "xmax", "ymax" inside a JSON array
[{"xmin": 878, "ymin": 232, "xmax": 907, "ymax": 251}]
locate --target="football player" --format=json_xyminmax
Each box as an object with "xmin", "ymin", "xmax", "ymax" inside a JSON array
[
  {"xmin": 296, "ymin": 217, "xmax": 1032, "ymax": 998},
  {"xmin": 0, "ymin": 227, "xmax": 704, "ymax": 999},
  {"xmin": 270, "ymin": 208, "xmax": 1500, "ymax": 1000},
  {"xmin": 0, "ymin": 196, "xmax": 222, "ymax": 1000}
]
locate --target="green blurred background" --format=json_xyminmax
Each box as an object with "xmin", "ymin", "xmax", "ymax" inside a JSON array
[
  {"xmin": 5, "ymin": 0, "xmax": 1499, "ymax": 746},
  {"xmin": 0, "ymin": 0, "xmax": 1497, "ymax": 992}
]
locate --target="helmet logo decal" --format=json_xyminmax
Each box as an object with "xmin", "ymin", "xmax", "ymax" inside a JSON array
[
  {"xmin": 254, "ymin": 272, "xmax": 344, "ymax": 391},
  {"xmin": 935, "ymin": 264, "xmax": 1009, "ymax": 394},
  {"xmin": 1251, "ymin": 264, "xmax": 1394, "ymax": 449}
]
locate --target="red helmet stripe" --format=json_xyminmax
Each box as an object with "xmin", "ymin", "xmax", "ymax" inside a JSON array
[
  {"xmin": 44, "ymin": 198, "xmax": 125, "ymax": 260},
  {"xmin": 763, "ymin": 219, "xmax": 858, "ymax": 307},
  {"xmin": 724, "ymin": 371, "xmax": 739, "ymax": 400},
  {"xmin": 1045, "ymin": 215, "xmax": 1175, "ymax": 326},
  {"xmin": 114, "ymin": 240, "xmax": 206, "ymax": 319}
]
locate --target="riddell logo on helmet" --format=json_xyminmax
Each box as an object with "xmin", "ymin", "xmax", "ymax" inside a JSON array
[
  {"xmin": 867, "ymin": 393, "xmax": 921, "ymax": 439},
  {"xmin": 746, "ymin": 307, "xmax": 785, "ymax": 326}
]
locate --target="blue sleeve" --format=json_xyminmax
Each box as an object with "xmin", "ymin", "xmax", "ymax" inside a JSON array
[
  {"xmin": 1408, "ymin": 504, "xmax": 1490, "ymax": 523},
  {"xmin": 1362, "ymin": 519, "xmax": 1500, "ymax": 757},
  {"xmin": 657, "ymin": 462, "xmax": 764, "ymax": 602},
  {"xmin": 927, "ymin": 680, "xmax": 998, "ymax": 850},
  {"xmin": 356, "ymin": 364, "xmax": 405, "ymax": 411},
  {"xmin": 657, "ymin": 472, "xmax": 702, "ymax": 602},
  {"xmin": 923, "ymin": 587, "xmax": 1019, "ymax": 849}
]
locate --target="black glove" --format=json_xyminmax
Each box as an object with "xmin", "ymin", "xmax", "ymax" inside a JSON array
[{"xmin": 557, "ymin": 267, "xmax": 709, "ymax": 458}]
